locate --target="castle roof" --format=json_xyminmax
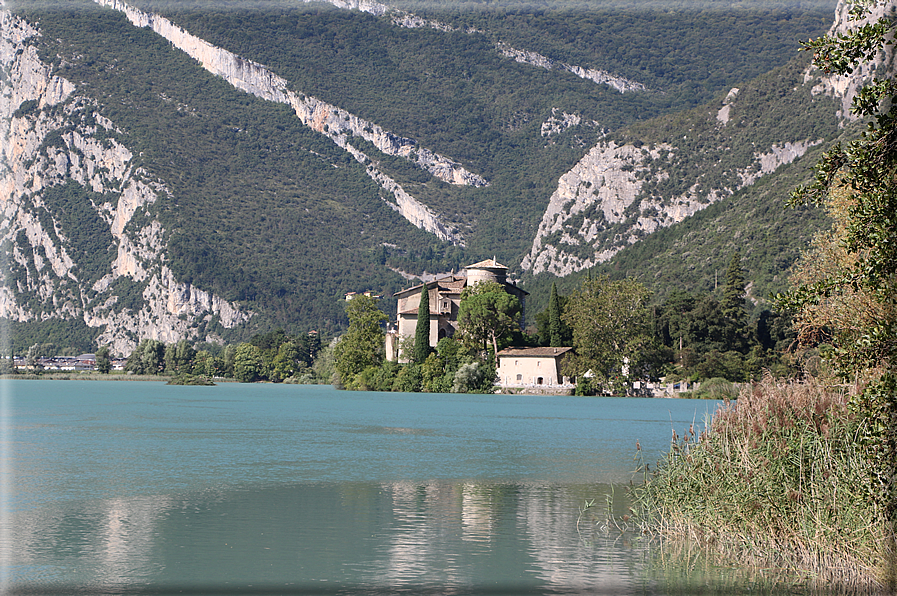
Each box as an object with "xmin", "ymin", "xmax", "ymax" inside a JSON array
[
  {"xmin": 465, "ymin": 258, "xmax": 507, "ymax": 270},
  {"xmin": 393, "ymin": 274, "xmax": 465, "ymax": 299},
  {"xmin": 497, "ymin": 347, "xmax": 573, "ymax": 358}
]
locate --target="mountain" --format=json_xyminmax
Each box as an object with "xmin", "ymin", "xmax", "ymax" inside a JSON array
[{"xmin": 2, "ymin": 0, "xmax": 870, "ymax": 354}]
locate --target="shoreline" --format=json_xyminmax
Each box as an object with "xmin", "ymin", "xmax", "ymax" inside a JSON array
[{"xmin": 0, "ymin": 372, "xmax": 238, "ymax": 382}]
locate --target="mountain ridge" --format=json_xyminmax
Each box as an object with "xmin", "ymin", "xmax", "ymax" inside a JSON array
[{"xmin": 2, "ymin": 0, "xmax": 863, "ymax": 353}]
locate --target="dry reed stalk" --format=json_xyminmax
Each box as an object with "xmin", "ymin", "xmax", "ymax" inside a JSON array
[{"xmin": 632, "ymin": 374, "xmax": 891, "ymax": 592}]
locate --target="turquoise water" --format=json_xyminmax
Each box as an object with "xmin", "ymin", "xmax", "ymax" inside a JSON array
[{"xmin": 4, "ymin": 380, "xmax": 733, "ymax": 594}]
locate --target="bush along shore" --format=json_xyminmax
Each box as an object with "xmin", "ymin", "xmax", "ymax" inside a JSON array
[{"xmin": 631, "ymin": 375, "xmax": 893, "ymax": 592}]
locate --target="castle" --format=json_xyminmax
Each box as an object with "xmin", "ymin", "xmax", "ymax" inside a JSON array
[{"xmin": 386, "ymin": 259, "xmax": 528, "ymax": 361}]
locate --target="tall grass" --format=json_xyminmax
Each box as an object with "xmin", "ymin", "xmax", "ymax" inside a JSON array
[{"xmin": 632, "ymin": 375, "xmax": 892, "ymax": 592}]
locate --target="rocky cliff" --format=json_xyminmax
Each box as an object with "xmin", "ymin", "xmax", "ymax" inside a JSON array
[
  {"xmin": 95, "ymin": 0, "xmax": 486, "ymax": 245},
  {"xmin": 1, "ymin": 10, "xmax": 249, "ymax": 354},
  {"xmin": 520, "ymin": 0, "xmax": 879, "ymax": 277}
]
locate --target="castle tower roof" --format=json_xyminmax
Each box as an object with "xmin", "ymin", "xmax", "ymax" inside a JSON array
[{"xmin": 464, "ymin": 258, "xmax": 507, "ymax": 271}]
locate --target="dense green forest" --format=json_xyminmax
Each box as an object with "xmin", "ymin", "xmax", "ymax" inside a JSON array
[{"xmin": 8, "ymin": 0, "xmax": 841, "ymax": 348}]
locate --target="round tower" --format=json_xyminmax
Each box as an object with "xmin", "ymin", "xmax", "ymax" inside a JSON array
[{"xmin": 464, "ymin": 258, "xmax": 508, "ymax": 287}]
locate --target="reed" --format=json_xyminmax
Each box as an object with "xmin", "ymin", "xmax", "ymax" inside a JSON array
[{"xmin": 632, "ymin": 375, "xmax": 893, "ymax": 592}]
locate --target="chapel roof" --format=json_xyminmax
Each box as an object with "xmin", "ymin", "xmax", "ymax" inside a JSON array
[{"xmin": 496, "ymin": 347, "xmax": 573, "ymax": 358}]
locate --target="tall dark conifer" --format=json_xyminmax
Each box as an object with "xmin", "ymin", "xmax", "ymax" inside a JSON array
[
  {"xmin": 722, "ymin": 252, "xmax": 746, "ymax": 324},
  {"xmin": 549, "ymin": 282, "xmax": 562, "ymax": 347},
  {"xmin": 413, "ymin": 284, "xmax": 431, "ymax": 363}
]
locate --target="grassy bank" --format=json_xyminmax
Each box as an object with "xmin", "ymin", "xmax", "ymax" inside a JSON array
[{"xmin": 632, "ymin": 375, "xmax": 892, "ymax": 592}]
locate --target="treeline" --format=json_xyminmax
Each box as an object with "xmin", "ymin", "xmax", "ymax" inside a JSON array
[
  {"xmin": 543, "ymin": 252, "xmax": 799, "ymax": 395},
  {"xmin": 122, "ymin": 330, "xmax": 324, "ymax": 384}
]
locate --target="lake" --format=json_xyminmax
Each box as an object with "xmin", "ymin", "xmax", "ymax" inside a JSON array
[{"xmin": 2, "ymin": 380, "xmax": 778, "ymax": 594}]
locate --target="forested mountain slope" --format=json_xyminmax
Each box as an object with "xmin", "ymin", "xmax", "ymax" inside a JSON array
[{"xmin": 1, "ymin": 0, "xmax": 855, "ymax": 353}]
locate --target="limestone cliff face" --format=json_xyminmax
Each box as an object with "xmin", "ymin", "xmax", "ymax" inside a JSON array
[
  {"xmin": 94, "ymin": 0, "xmax": 479, "ymax": 244},
  {"xmin": 523, "ymin": 118, "xmax": 823, "ymax": 276},
  {"xmin": 521, "ymin": 0, "xmax": 883, "ymax": 277},
  {"xmin": 495, "ymin": 43, "xmax": 645, "ymax": 93},
  {"xmin": 806, "ymin": 0, "xmax": 897, "ymax": 119},
  {"xmin": 1, "ymin": 11, "xmax": 249, "ymax": 355}
]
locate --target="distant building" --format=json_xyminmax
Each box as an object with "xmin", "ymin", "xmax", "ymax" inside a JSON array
[
  {"xmin": 496, "ymin": 346, "xmax": 574, "ymax": 388},
  {"xmin": 386, "ymin": 259, "xmax": 528, "ymax": 362}
]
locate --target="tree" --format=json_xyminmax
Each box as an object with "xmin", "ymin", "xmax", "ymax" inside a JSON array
[
  {"xmin": 782, "ymin": 0, "xmax": 897, "ymax": 524},
  {"xmin": 413, "ymin": 284, "xmax": 431, "ymax": 364},
  {"xmin": 26, "ymin": 343, "xmax": 43, "ymax": 372},
  {"xmin": 164, "ymin": 339, "xmax": 195, "ymax": 375},
  {"xmin": 721, "ymin": 252, "xmax": 747, "ymax": 324},
  {"xmin": 333, "ymin": 295, "xmax": 388, "ymax": 388},
  {"xmin": 457, "ymin": 280, "xmax": 521, "ymax": 365},
  {"xmin": 233, "ymin": 342, "xmax": 265, "ymax": 383},
  {"xmin": 126, "ymin": 339, "xmax": 165, "ymax": 375},
  {"xmin": 562, "ymin": 276, "xmax": 657, "ymax": 394},
  {"xmin": 269, "ymin": 341, "xmax": 294, "ymax": 381},
  {"xmin": 95, "ymin": 345, "xmax": 111, "ymax": 374},
  {"xmin": 549, "ymin": 282, "xmax": 563, "ymax": 347}
]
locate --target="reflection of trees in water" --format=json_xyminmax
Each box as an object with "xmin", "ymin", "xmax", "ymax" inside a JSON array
[
  {"xmin": 12, "ymin": 494, "xmax": 173, "ymax": 587},
  {"xmin": 10, "ymin": 481, "xmax": 778, "ymax": 593},
  {"xmin": 516, "ymin": 483, "xmax": 652, "ymax": 594},
  {"xmin": 373, "ymin": 481, "xmax": 464, "ymax": 588}
]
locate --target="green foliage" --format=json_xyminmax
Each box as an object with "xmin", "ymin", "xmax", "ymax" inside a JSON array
[
  {"xmin": 562, "ymin": 276, "xmax": 659, "ymax": 394},
  {"xmin": 413, "ymin": 285, "xmax": 431, "ymax": 364},
  {"xmin": 548, "ymin": 282, "xmax": 563, "ymax": 347},
  {"xmin": 392, "ymin": 363, "xmax": 423, "ymax": 393},
  {"xmin": 457, "ymin": 281, "xmax": 521, "ymax": 362},
  {"xmin": 233, "ymin": 342, "xmax": 265, "ymax": 382},
  {"xmin": 167, "ymin": 373, "xmax": 215, "ymax": 385},
  {"xmin": 95, "ymin": 345, "xmax": 111, "ymax": 374},
  {"xmin": 333, "ymin": 296, "xmax": 388, "ymax": 388},
  {"xmin": 780, "ymin": 0, "xmax": 897, "ymax": 524},
  {"xmin": 126, "ymin": 339, "xmax": 165, "ymax": 375},
  {"xmin": 164, "ymin": 339, "xmax": 196, "ymax": 375},
  {"xmin": 452, "ymin": 360, "xmax": 494, "ymax": 393},
  {"xmin": 40, "ymin": 182, "xmax": 116, "ymax": 286},
  {"xmin": 7, "ymin": 318, "xmax": 98, "ymax": 355},
  {"xmin": 721, "ymin": 252, "xmax": 747, "ymax": 325},
  {"xmin": 192, "ymin": 349, "xmax": 222, "ymax": 377}
]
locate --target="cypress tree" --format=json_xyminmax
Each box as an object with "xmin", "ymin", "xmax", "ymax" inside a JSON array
[
  {"xmin": 413, "ymin": 284, "xmax": 431, "ymax": 363},
  {"xmin": 549, "ymin": 282, "xmax": 562, "ymax": 347},
  {"xmin": 722, "ymin": 251, "xmax": 746, "ymax": 324}
]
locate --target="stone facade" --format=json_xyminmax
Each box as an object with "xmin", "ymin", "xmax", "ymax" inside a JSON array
[
  {"xmin": 496, "ymin": 347, "xmax": 574, "ymax": 388},
  {"xmin": 388, "ymin": 260, "xmax": 527, "ymax": 361}
]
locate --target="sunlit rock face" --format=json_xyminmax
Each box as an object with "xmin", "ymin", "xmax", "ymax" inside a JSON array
[
  {"xmin": 807, "ymin": 0, "xmax": 897, "ymax": 120},
  {"xmin": 521, "ymin": 0, "xmax": 886, "ymax": 277},
  {"xmin": 94, "ymin": 0, "xmax": 478, "ymax": 245},
  {"xmin": 1, "ymin": 10, "xmax": 249, "ymax": 355}
]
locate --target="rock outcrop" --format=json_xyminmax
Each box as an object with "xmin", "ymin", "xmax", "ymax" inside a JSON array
[
  {"xmin": 521, "ymin": 0, "xmax": 885, "ymax": 277},
  {"xmin": 1, "ymin": 10, "xmax": 249, "ymax": 354},
  {"xmin": 94, "ymin": 0, "xmax": 479, "ymax": 244},
  {"xmin": 523, "ymin": 132, "xmax": 823, "ymax": 276},
  {"xmin": 806, "ymin": 0, "xmax": 897, "ymax": 120}
]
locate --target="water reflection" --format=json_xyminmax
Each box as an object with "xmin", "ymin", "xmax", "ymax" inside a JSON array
[
  {"xmin": 8, "ymin": 383, "xmax": 809, "ymax": 594},
  {"xmin": 11, "ymin": 481, "xmax": 658, "ymax": 594},
  {"xmin": 12, "ymin": 494, "xmax": 171, "ymax": 587}
]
